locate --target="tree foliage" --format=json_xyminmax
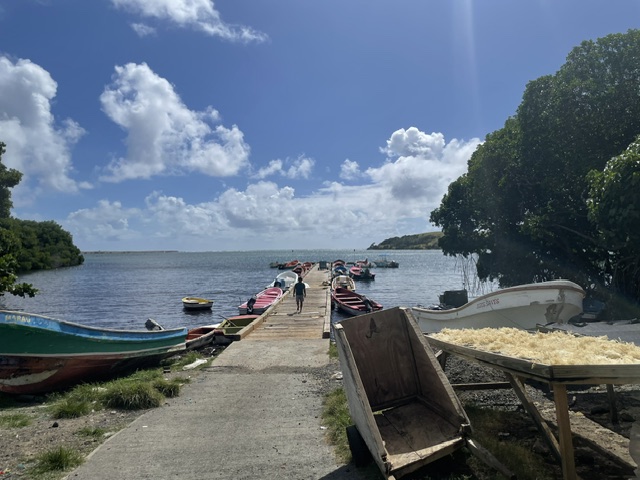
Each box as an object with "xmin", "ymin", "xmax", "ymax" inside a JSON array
[
  {"xmin": 430, "ymin": 29, "xmax": 640, "ymax": 312},
  {"xmin": 0, "ymin": 142, "xmax": 84, "ymax": 297}
]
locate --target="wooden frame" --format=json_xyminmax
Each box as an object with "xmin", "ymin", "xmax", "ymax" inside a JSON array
[{"xmin": 426, "ymin": 335, "xmax": 640, "ymax": 480}]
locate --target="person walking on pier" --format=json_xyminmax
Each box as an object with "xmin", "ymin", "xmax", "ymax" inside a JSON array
[{"xmin": 294, "ymin": 277, "xmax": 306, "ymax": 313}]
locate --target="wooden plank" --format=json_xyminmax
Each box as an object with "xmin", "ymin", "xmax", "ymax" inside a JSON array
[
  {"xmin": 466, "ymin": 438, "xmax": 516, "ymax": 479},
  {"xmin": 426, "ymin": 335, "xmax": 640, "ymax": 383},
  {"xmin": 607, "ymin": 384, "xmax": 619, "ymax": 424},
  {"xmin": 334, "ymin": 323, "xmax": 389, "ymax": 474},
  {"xmin": 552, "ymin": 383, "xmax": 577, "ymax": 480},
  {"xmin": 506, "ymin": 373, "xmax": 562, "ymax": 462},
  {"xmin": 339, "ymin": 309, "xmax": 420, "ymax": 410},
  {"xmin": 403, "ymin": 308, "xmax": 470, "ymax": 426},
  {"xmin": 451, "ymin": 381, "xmax": 512, "ymax": 391}
]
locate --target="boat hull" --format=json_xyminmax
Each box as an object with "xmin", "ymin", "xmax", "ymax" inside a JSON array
[
  {"xmin": 238, "ymin": 287, "xmax": 283, "ymax": 315},
  {"xmin": 332, "ymin": 287, "xmax": 383, "ymax": 316},
  {"xmin": 0, "ymin": 310, "xmax": 187, "ymax": 395},
  {"xmin": 185, "ymin": 324, "xmax": 221, "ymax": 350},
  {"xmin": 412, "ymin": 280, "xmax": 585, "ymax": 333},
  {"xmin": 182, "ymin": 297, "xmax": 214, "ymax": 310}
]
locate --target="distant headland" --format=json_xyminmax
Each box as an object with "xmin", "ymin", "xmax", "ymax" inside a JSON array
[
  {"xmin": 367, "ymin": 232, "xmax": 443, "ymax": 250},
  {"xmin": 83, "ymin": 250, "xmax": 179, "ymax": 254}
]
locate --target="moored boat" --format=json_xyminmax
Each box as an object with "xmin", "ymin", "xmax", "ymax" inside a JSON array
[
  {"xmin": 373, "ymin": 255, "xmax": 399, "ymax": 268},
  {"xmin": 331, "ymin": 274, "xmax": 356, "ymax": 291},
  {"xmin": 267, "ymin": 270, "xmax": 299, "ymax": 291},
  {"xmin": 213, "ymin": 314, "xmax": 260, "ymax": 344},
  {"xmin": 349, "ymin": 265, "xmax": 375, "ymax": 280},
  {"xmin": 279, "ymin": 260, "xmax": 300, "ymax": 270},
  {"xmin": 182, "ymin": 297, "xmax": 214, "ymax": 310},
  {"xmin": 186, "ymin": 323, "xmax": 222, "ymax": 350},
  {"xmin": 237, "ymin": 287, "xmax": 283, "ymax": 315},
  {"xmin": 332, "ymin": 287, "xmax": 383, "ymax": 316},
  {"xmin": 0, "ymin": 310, "xmax": 187, "ymax": 395},
  {"xmin": 411, "ymin": 279, "xmax": 586, "ymax": 333}
]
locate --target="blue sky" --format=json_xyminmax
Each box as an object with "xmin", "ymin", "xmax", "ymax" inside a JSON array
[{"xmin": 0, "ymin": 1, "xmax": 638, "ymax": 251}]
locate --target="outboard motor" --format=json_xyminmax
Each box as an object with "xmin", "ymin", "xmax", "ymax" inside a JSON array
[
  {"xmin": 145, "ymin": 318, "xmax": 164, "ymax": 331},
  {"xmin": 362, "ymin": 296, "xmax": 373, "ymax": 313},
  {"xmin": 247, "ymin": 295, "xmax": 257, "ymax": 314}
]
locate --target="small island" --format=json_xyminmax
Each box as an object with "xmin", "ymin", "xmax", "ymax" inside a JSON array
[{"xmin": 368, "ymin": 231, "xmax": 443, "ymax": 250}]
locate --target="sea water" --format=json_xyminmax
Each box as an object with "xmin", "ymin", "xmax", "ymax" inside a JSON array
[{"xmin": 0, "ymin": 250, "xmax": 486, "ymax": 331}]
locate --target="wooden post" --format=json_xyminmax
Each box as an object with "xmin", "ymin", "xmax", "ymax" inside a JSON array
[
  {"xmin": 552, "ymin": 383, "xmax": 577, "ymax": 480},
  {"xmin": 506, "ymin": 373, "xmax": 562, "ymax": 463},
  {"xmin": 606, "ymin": 384, "xmax": 619, "ymax": 424}
]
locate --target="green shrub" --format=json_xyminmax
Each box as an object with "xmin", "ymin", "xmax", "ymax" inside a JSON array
[
  {"xmin": 152, "ymin": 378, "xmax": 181, "ymax": 398},
  {"xmin": 50, "ymin": 397, "xmax": 92, "ymax": 419},
  {"xmin": 31, "ymin": 446, "xmax": 83, "ymax": 474},
  {"xmin": 103, "ymin": 381, "xmax": 165, "ymax": 410}
]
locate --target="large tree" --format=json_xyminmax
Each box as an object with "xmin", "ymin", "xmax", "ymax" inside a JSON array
[
  {"xmin": 431, "ymin": 29, "xmax": 640, "ymax": 311},
  {"xmin": 0, "ymin": 142, "xmax": 37, "ymax": 298}
]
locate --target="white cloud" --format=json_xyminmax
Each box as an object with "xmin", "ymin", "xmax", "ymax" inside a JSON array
[
  {"xmin": 99, "ymin": 62, "xmax": 250, "ymax": 182},
  {"xmin": 131, "ymin": 22, "xmax": 156, "ymax": 37},
  {"xmin": 340, "ymin": 159, "xmax": 360, "ymax": 180},
  {"xmin": 0, "ymin": 56, "xmax": 88, "ymax": 205},
  {"xmin": 253, "ymin": 155, "xmax": 314, "ymax": 180},
  {"xmin": 62, "ymin": 127, "xmax": 479, "ymax": 251},
  {"xmin": 111, "ymin": 0, "xmax": 268, "ymax": 43},
  {"xmin": 66, "ymin": 200, "xmax": 142, "ymax": 243},
  {"xmin": 381, "ymin": 127, "xmax": 446, "ymax": 158},
  {"xmin": 285, "ymin": 156, "xmax": 314, "ymax": 179},
  {"xmin": 369, "ymin": 127, "xmax": 481, "ymax": 205},
  {"xmin": 254, "ymin": 159, "xmax": 283, "ymax": 179}
]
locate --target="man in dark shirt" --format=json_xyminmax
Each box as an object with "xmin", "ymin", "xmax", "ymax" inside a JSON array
[{"xmin": 293, "ymin": 277, "xmax": 306, "ymax": 313}]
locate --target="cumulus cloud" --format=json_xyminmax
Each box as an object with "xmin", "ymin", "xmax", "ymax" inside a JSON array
[
  {"xmin": 62, "ymin": 126, "xmax": 480, "ymax": 250},
  {"xmin": 99, "ymin": 62, "xmax": 250, "ymax": 182},
  {"xmin": 111, "ymin": 0, "xmax": 268, "ymax": 43},
  {"xmin": 66, "ymin": 200, "xmax": 142, "ymax": 243},
  {"xmin": 0, "ymin": 56, "xmax": 88, "ymax": 205},
  {"xmin": 340, "ymin": 159, "xmax": 360, "ymax": 180},
  {"xmin": 253, "ymin": 155, "xmax": 315, "ymax": 180},
  {"xmin": 369, "ymin": 127, "xmax": 481, "ymax": 205}
]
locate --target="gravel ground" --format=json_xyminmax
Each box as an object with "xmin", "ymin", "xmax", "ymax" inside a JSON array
[{"xmin": 1, "ymin": 348, "xmax": 638, "ymax": 480}]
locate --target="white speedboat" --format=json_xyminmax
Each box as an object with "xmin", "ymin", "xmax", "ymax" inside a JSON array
[
  {"xmin": 266, "ymin": 270, "xmax": 299, "ymax": 291},
  {"xmin": 412, "ymin": 280, "xmax": 585, "ymax": 333}
]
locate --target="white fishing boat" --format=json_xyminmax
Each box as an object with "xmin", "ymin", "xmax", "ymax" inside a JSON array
[
  {"xmin": 412, "ymin": 279, "xmax": 585, "ymax": 333},
  {"xmin": 266, "ymin": 270, "xmax": 299, "ymax": 291},
  {"xmin": 331, "ymin": 274, "xmax": 356, "ymax": 291}
]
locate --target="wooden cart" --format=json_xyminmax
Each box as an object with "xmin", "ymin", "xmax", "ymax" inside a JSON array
[{"xmin": 334, "ymin": 307, "xmax": 512, "ymax": 479}]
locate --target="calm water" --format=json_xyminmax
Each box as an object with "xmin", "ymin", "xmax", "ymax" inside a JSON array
[{"xmin": 1, "ymin": 250, "xmax": 485, "ymax": 331}]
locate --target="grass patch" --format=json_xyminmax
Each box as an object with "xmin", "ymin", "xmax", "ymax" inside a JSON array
[
  {"xmin": 0, "ymin": 412, "xmax": 32, "ymax": 428},
  {"xmin": 49, "ymin": 383, "xmax": 105, "ymax": 419},
  {"xmin": 50, "ymin": 397, "xmax": 93, "ymax": 419},
  {"xmin": 328, "ymin": 342, "xmax": 339, "ymax": 359},
  {"xmin": 45, "ymin": 367, "xmax": 188, "ymax": 417},
  {"xmin": 465, "ymin": 405, "xmax": 554, "ymax": 480},
  {"xmin": 166, "ymin": 351, "xmax": 205, "ymax": 370},
  {"xmin": 77, "ymin": 426, "xmax": 108, "ymax": 438},
  {"xmin": 321, "ymin": 387, "xmax": 352, "ymax": 463},
  {"xmin": 30, "ymin": 446, "xmax": 84, "ymax": 475},
  {"xmin": 102, "ymin": 380, "xmax": 165, "ymax": 410}
]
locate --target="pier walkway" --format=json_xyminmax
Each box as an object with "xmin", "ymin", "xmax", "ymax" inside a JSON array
[{"xmin": 67, "ymin": 264, "xmax": 364, "ymax": 480}]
